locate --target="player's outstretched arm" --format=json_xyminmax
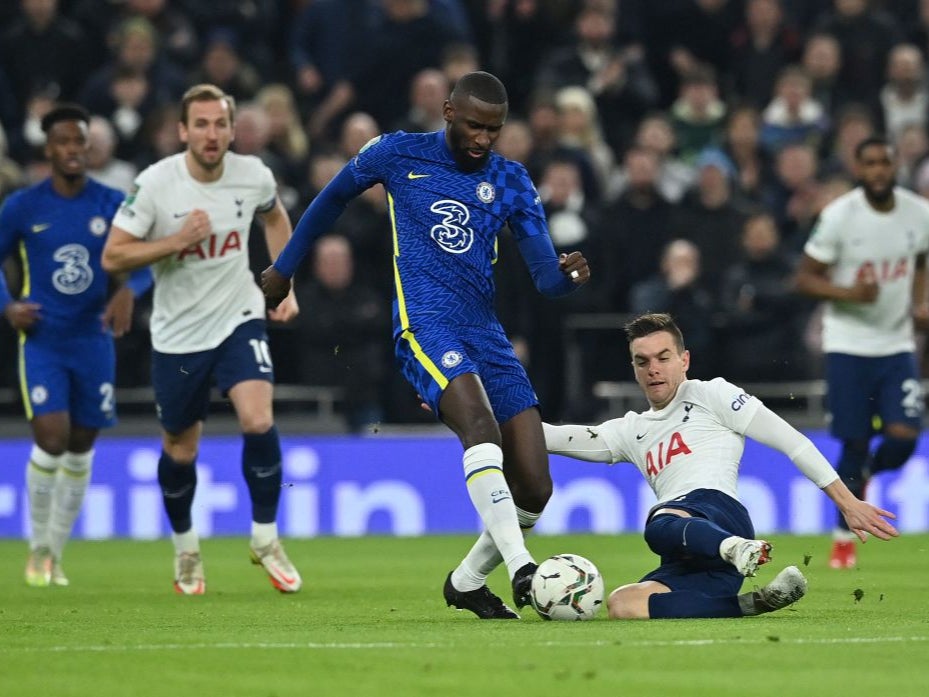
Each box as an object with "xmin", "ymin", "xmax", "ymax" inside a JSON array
[
  {"xmin": 261, "ymin": 265, "xmax": 291, "ymax": 311},
  {"xmin": 743, "ymin": 404, "xmax": 899, "ymax": 543},
  {"xmin": 542, "ymin": 422, "xmax": 615, "ymax": 463}
]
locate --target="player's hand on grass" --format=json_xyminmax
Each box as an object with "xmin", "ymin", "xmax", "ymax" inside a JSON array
[
  {"xmin": 267, "ymin": 288, "xmax": 299, "ymax": 323},
  {"xmin": 3, "ymin": 300, "xmax": 41, "ymax": 331},
  {"xmin": 102, "ymin": 286, "xmax": 134, "ymax": 337},
  {"xmin": 261, "ymin": 265, "xmax": 292, "ymax": 309},
  {"xmin": 174, "ymin": 209, "xmax": 211, "ymax": 251},
  {"xmin": 559, "ymin": 251, "xmax": 590, "ymax": 285},
  {"xmin": 842, "ymin": 499, "xmax": 899, "ymax": 542}
]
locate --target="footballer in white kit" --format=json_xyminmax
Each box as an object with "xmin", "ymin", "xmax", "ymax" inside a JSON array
[
  {"xmin": 544, "ymin": 313, "xmax": 898, "ymax": 620},
  {"xmin": 795, "ymin": 135, "xmax": 929, "ymax": 569},
  {"xmin": 103, "ymin": 84, "xmax": 302, "ymax": 596}
]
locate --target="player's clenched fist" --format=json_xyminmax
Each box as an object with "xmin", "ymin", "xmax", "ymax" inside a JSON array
[
  {"xmin": 261, "ymin": 265, "xmax": 291, "ymax": 309},
  {"xmin": 174, "ymin": 209, "xmax": 212, "ymax": 250}
]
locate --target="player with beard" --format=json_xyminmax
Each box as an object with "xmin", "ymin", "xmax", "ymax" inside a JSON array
[
  {"xmin": 794, "ymin": 135, "xmax": 929, "ymax": 569},
  {"xmin": 102, "ymin": 84, "xmax": 302, "ymax": 595},
  {"xmin": 0, "ymin": 104, "xmax": 151, "ymax": 587},
  {"xmin": 262, "ymin": 71, "xmax": 591, "ymax": 618}
]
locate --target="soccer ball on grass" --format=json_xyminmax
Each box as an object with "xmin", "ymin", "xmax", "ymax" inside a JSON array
[{"xmin": 529, "ymin": 554, "xmax": 604, "ymax": 621}]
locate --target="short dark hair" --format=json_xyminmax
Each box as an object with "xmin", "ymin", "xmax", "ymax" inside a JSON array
[
  {"xmin": 41, "ymin": 103, "xmax": 90, "ymax": 133},
  {"xmin": 180, "ymin": 83, "xmax": 236, "ymax": 125},
  {"xmin": 624, "ymin": 312, "xmax": 685, "ymax": 352},
  {"xmin": 450, "ymin": 71, "xmax": 508, "ymax": 105},
  {"xmin": 855, "ymin": 135, "xmax": 893, "ymax": 160}
]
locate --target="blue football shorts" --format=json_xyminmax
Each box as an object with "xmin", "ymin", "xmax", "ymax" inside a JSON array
[
  {"xmin": 639, "ymin": 488, "xmax": 755, "ymax": 596},
  {"xmin": 825, "ymin": 352, "xmax": 923, "ymax": 439},
  {"xmin": 395, "ymin": 321, "xmax": 538, "ymax": 424},
  {"xmin": 151, "ymin": 319, "xmax": 273, "ymax": 433},
  {"xmin": 19, "ymin": 331, "xmax": 117, "ymax": 428}
]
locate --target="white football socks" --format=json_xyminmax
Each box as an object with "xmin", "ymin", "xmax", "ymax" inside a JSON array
[
  {"xmin": 452, "ymin": 507, "xmax": 542, "ymax": 591},
  {"xmin": 48, "ymin": 450, "xmax": 93, "ymax": 561},
  {"xmin": 26, "ymin": 445, "xmax": 63, "ymax": 551},
  {"xmin": 251, "ymin": 521, "xmax": 278, "ymax": 548},
  {"xmin": 462, "ymin": 443, "xmax": 533, "ymax": 581}
]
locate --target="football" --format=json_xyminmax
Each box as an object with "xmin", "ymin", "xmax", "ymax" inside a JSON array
[{"xmin": 529, "ymin": 553, "xmax": 604, "ymax": 621}]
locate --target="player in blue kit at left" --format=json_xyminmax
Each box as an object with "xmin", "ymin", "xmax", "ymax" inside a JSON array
[
  {"xmin": 0, "ymin": 104, "xmax": 151, "ymax": 587},
  {"xmin": 263, "ymin": 71, "xmax": 590, "ymax": 618}
]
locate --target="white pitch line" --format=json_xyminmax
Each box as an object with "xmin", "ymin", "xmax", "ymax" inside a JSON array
[{"xmin": 2, "ymin": 635, "xmax": 928, "ymax": 654}]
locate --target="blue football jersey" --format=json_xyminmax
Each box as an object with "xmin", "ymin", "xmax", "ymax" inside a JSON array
[
  {"xmin": 348, "ymin": 130, "xmax": 549, "ymax": 335},
  {"xmin": 0, "ymin": 178, "xmax": 125, "ymax": 339}
]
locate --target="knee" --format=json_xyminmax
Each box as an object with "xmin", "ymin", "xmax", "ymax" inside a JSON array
[
  {"xmin": 240, "ymin": 415, "xmax": 274, "ymax": 435},
  {"xmin": 34, "ymin": 436, "xmax": 67, "ymax": 457},
  {"xmin": 511, "ymin": 473, "xmax": 552, "ymax": 513},
  {"xmin": 459, "ymin": 412, "xmax": 501, "ymax": 448},
  {"xmin": 163, "ymin": 438, "xmax": 198, "ymax": 465},
  {"xmin": 607, "ymin": 585, "xmax": 651, "ymax": 620}
]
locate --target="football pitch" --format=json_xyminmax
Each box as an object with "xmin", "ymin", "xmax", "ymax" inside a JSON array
[{"xmin": 1, "ymin": 534, "xmax": 927, "ymax": 697}]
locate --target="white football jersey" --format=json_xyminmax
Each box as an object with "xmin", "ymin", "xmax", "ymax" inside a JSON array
[
  {"xmin": 590, "ymin": 379, "xmax": 760, "ymax": 502},
  {"xmin": 803, "ymin": 187, "xmax": 929, "ymax": 356},
  {"xmin": 112, "ymin": 152, "xmax": 277, "ymax": 353}
]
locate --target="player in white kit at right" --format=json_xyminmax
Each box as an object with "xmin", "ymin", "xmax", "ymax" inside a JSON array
[
  {"xmin": 543, "ymin": 313, "xmax": 898, "ymax": 620},
  {"xmin": 795, "ymin": 135, "xmax": 929, "ymax": 569}
]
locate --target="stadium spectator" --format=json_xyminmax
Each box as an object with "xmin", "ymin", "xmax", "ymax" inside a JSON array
[
  {"xmin": 763, "ymin": 142, "xmax": 820, "ymax": 249},
  {"xmin": 669, "ymin": 65, "xmax": 727, "ymax": 165},
  {"xmin": 0, "ymin": 104, "xmax": 150, "ymax": 588},
  {"xmin": 728, "ymin": 0, "xmax": 804, "ymax": 110},
  {"xmin": 720, "ymin": 105, "xmax": 774, "ymax": 204},
  {"xmin": 670, "ymin": 148, "xmax": 749, "ymax": 299},
  {"xmin": 262, "ymin": 71, "xmax": 591, "ymax": 619},
  {"xmin": 759, "ymin": 65, "xmax": 830, "ymax": 155},
  {"xmin": 189, "ymin": 28, "xmax": 261, "ymax": 103},
  {"xmin": 80, "ymin": 18, "xmax": 186, "ymax": 159},
  {"xmin": 535, "ymin": 2, "xmax": 658, "ymax": 156},
  {"xmin": 543, "ymin": 312, "xmax": 898, "ymax": 619},
  {"xmin": 812, "ymin": 0, "xmax": 904, "ymax": 114},
  {"xmin": 608, "ymin": 112, "xmax": 695, "ymax": 204},
  {"xmin": 254, "ymin": 84, "xmax": 311, "ymax": 190},
  {"xmin": 394, "ymin": 68, "xmax": 449, "ymax": 134},
  {"xmin": 629, "ymin": 239, "xmax": 717, "ymax": 379},
  {"xmin": 0, "ymin": 0, "xmax": 90, "ymax": 104},
  {"xmin": 878, "ymin": 43, "xmax": 929, "ymax": 144},
  {"xmin": 86, "ymin": 115, "xmax": 137, "ymax": 193},
  {"xmin": 101, "ymin": 84, "xmax": 303, "ymax": 595},
  {"xmin": 801, "ymin": 32, "xmax": 846, "ymax": 115},
  {"xmin": 794, "ymin": 135, "xmax": 929, "ymax": 569},
  {"xmin": 718, "ymin": 211, "xmax": 811, "ymax": 382},
  {"xmin": 597, "ymin": 146, "xmax": 674, "ymax": 312},
  {"xmin": 293, "ymin": 234, "xmax": 391, "ymax": 432}
]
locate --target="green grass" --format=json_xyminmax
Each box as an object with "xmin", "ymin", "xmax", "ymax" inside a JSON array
[{"xmin": 1, "ymin": 534, "xmax": 927, "ymax": 697}]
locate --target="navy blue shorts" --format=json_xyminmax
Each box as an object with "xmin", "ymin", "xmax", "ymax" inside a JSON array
[
  {"xmin": 152, "ymin": 319, "xmax": 273, "ymax": 433},
  {"xmin": 640, "ymin": 488, "xmax": 755, "ymax": 596},
  {"xmin": 19, "ymin": 332, "xmax": 116, "ymax": 428},
  {"xmin": 395, "ymin": 321, "xmax": 538, "ymax": 424},
  {"xmin": 826, "ymin": 352, "xmax": 923, "ymax": 439}
]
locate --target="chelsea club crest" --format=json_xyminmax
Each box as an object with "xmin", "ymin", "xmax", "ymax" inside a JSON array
[
  {"xmin": 89, "ymin": 216, "xmax": 108, "ymax": 236},
  {"xmin": 476, "ymin": 182, "xmax": 495, "ymax": 203}
]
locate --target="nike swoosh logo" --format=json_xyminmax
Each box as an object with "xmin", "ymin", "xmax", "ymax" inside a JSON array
[
  {"xmin": 31, "ymin": 223, "xmax": 51, "ymax": 233},
  {"xmin": 173, "ymin": 211, "xmax": 190, "ymax": 218},
  {"xmin": 636, "ymin": 433, "xmax": 648, "ymax": 441},
  {"xmin": 407, "ymin": 172, "xmax": 430, "ymax": 179},
  {"xmin": 259, "ymin": 366, "xmax": 273, "ymax": 373},
  {"xmin": 491, "ymin": 496, "xmax": 511, "ymax": 504}
]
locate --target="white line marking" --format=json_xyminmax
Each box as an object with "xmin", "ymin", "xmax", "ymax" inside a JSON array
[{"xmin": 2, "ymin": 636, "xmax": 927, "ymax": 654}]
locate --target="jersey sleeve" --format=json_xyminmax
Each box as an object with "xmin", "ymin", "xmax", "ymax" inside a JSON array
[
  {"xmin": 543, "ymin": 417, "xmax": 633, "ymax": 464},
  {"xmin": 254, "ymin": 162, "xmax": 278, "ymax": 213},
  {"xmin": 111, "ymin": 170, "xmax": 158, "ymax": 239},
  {"xmin": 700, "ymin": 377, "xmax": 762, "ymax": 435},
  {"xmin": 803, "ymin": 203, "xmax": 842, "ymax": 265},
  {"xmin": 505, "ymin": 164, "xmax": 547, "ymax": 241},
  {"xmin": 346, "ymin": 134, "xmax": 390, "ymax": 189}
]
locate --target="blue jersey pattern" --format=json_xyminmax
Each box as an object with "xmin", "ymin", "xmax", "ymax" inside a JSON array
[
  {"xmin": 0, "ymin": 178, "xmax": 125, "ymax": 340},
  {"xmin": 349, "ymin": 130, "xmax": 548, "ymax": 337}
]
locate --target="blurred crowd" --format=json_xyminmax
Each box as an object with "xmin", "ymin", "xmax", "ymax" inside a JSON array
[{"xmin": 2, "ymin": 0, "xmax": 929, "ymax": 428}]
